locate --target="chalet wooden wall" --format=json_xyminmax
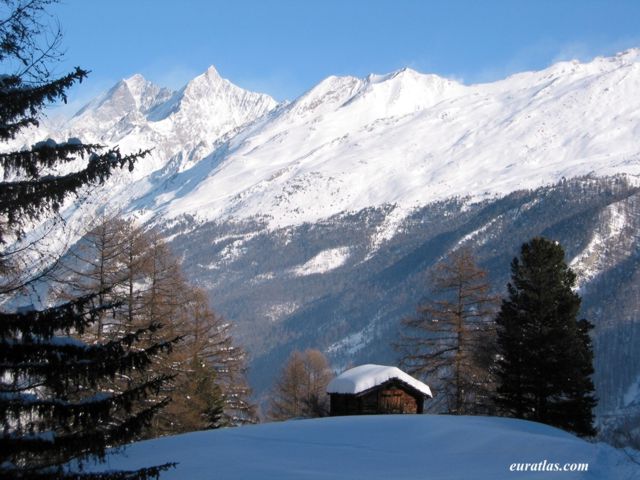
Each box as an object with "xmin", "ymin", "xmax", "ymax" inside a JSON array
[
  {"xmin": 378, "ymin": 387, "xmax": 419, "ymax": 414},
  {"xmin": 329, "ymin": 380, "xmax": 425, "ymax": 416}
]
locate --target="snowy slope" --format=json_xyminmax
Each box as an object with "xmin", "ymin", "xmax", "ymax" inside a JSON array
[
  {"xmin": 131, "ymin": 49, "xmax": 640, "ymax": 227},
  {"xmin": 18, "ymin": 49, "xmax": 640, "ymax": 231},
  {"xmin": 90, "ymin": 416, "xmax": 636, "ymax": 479}
]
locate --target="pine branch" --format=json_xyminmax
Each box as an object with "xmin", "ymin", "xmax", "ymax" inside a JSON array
[
  {"xmin": 0, "ymin": 148, "xmax": 149, "ymax": 239},
  {"xmin": 0, "ymin": 142, "xmax": 103, "ymax": 179},
  {"xmin": 0, "ymin": 68, "xmax": 88, "ymax": 140},
  {"xmin": 0, "ymin": 292, "xmax": 114, "ymax": 338}
]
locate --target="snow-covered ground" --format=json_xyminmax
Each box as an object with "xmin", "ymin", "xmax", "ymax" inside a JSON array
[
  {"xmin": 290, "ymin": 247, "xmax": 351, "ymax": 276},
  {"xmin": 92, "ymin": 416, "xmax": 636, "ymax": 479}
]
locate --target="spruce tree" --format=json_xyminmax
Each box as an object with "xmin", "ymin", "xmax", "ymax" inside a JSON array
[
  {"xmin": 0, "ymin": 1, "xmax": 177, "ymax": 478},
  {"xmin": 494, "ymin": 237, "xmax": 597, "ymax": 437}
]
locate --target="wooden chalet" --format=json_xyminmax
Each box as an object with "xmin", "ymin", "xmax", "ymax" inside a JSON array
[{"xmin": 326, "ymin": 364, "xmax": 432, "ymax": 416}]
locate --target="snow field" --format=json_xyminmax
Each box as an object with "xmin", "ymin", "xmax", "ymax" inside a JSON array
[{"xmin": 91, "ymin": 415, "xmax": 636, "ymax": 479}]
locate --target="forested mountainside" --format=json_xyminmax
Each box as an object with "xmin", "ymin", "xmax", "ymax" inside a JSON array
[{"xmin": 160, "ymin": 175, "xmax": 640, "ymax": 430}]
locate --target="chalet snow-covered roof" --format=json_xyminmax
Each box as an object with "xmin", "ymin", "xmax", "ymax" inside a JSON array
[{"xmin": 327, "ymin": 364, "xmax": 432, "ymax": 397}]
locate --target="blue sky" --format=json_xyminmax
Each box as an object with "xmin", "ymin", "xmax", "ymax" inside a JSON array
[{"xmin": 50, "ymin": 0, "xmax": 640, "ymax": 111}]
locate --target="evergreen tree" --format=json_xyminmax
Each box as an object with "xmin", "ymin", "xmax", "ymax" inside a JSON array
[
  {"xmin": 0, "ymin": 1, "xmax": 177, "ymax": 478},
  {"xmin": 396, "ymin": 248, "xmax": 497, "ymax": 414},
  {"xmin": 494, "ymin": 237, "xmax": 597, "ymax": 437}
]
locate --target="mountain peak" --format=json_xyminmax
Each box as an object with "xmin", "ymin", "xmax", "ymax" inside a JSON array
[
  {"xmin": 143, "ymin": 64, "xmax": 278, "ymax": 143},
  {"xmin": 71, "ymin": 73, "xmax": 172, "ymax": 130},
  {"xmin": 204, "ymin": 65, "xmax": 222, "ymax": 79},
  {"xmin": 119, "ymin": 74, "xmax": 172, "ymax": 114},
  {"xmin": 366, "ymin": 67, "xmax": 458, "ymax": 87},
  {"xmin": 614, "ymin": 48, "xmax": 640, "ymax": 63},
  {"xmin": 391, "ymin": 67, "xmax": 420, "ymax": 78},
  {"xmin": 123, "ymin": 73, "xmax": 148, "ymax": 89},
  {"xmin": 288, "ymin": 74, "xmax": 363, "ymax": 116},
  {"xmin": 186, "ymin": 65, "xmax": 225, "ymax": 91}
]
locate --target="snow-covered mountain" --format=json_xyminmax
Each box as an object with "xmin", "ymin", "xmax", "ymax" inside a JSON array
[
  {"xmin": 22, "ymin": 51, "xmax": 640, "ymax": 433},
  {"xmin": 31, "ymin": 49, "xmax": 640, "ymax": 228},
  {"xmin": 126, "ymin": 49, "xmax": 640, "ymax": 227}
]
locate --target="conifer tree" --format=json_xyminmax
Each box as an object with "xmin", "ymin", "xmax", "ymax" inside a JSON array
[
  {"xmin": 0, "ymin": 1, "xmax": 177, "ymax": 478},
  {"xmin": 494, "ymin": 237, "xmax": 597, "ymax": 437},
  {"xmin": 396, "ymin": 248, "xmax": 497, "ymax": 414}
]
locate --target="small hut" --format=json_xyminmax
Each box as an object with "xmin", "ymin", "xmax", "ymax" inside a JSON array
[{"xmin": 326, "ymin": 364, "xmax": 432, "ymax": 416}]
